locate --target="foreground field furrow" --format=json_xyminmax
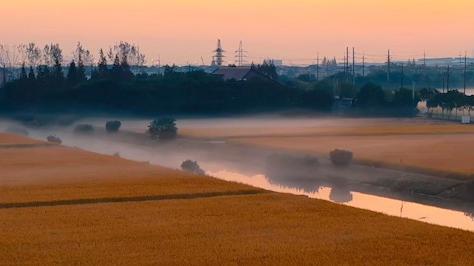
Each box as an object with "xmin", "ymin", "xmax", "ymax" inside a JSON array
[{"xmin": 0, "ymin": 189, "xmax": 265, "ymax": 209}]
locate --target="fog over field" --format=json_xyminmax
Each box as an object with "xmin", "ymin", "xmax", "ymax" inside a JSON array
[{"xmin": 1, "ymin": 115, "xmax": 473, "ymax": 230}]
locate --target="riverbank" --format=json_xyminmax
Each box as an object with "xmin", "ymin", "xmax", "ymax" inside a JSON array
[{"xmin": 1, "ymin": 132, "xmax": 474, "ymax": 265}]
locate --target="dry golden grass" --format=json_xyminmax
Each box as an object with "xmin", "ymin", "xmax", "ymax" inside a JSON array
[
  {"xmin": 2, "ymin": 194, "xmax": 474, "ymax": 265},
  {"xmin": 181, "ymin": 118, "xmax": 474, "ymax": 178},
  {"xmin": 2, "ymin": 132, "xmax": 474, "ymax": 265},
  {"xmin": 0, "ymin": 133, "xmax": 43, "ymax": 145},
  {"xmin": 0, "ymin": 135, "xmax": 252, "ymax": 203}
]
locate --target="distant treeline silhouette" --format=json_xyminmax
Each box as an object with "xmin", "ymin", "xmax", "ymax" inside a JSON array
[{"xmin": 0, "ymin": 42, "xmax": 426, "ymax": 115}]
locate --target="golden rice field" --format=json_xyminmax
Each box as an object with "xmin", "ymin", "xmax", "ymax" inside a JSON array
[
  {"xmin": 1, "ymin": 132, "xmax": 474, "ymax": 265},
  {"xmin": 181, "ymin": 118, "xmax": 474, "ymax": 178}
]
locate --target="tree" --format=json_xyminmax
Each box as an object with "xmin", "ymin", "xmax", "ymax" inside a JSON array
[
  {"xmin": 27, "ymin": 66, "xmax": 35, "ymax": 80},
  {"xmin": 20, "ymin": 63, "xmax": 28, "ymax": 80},
  {"xmin": 181, "ymin": 160, "xmax": 205, "ymax": 175},
  {"xmin": 97, "ymin": 49, "xmax": 108, "ymax": 78},
  {"xmin": 148, "ymin": 118, "xmax": 178, "ymax": 140},
  {"xmin": 105, "ymin": 120, "xmax": 122, "ymax": 133},
  {"xmin": 392, "ymin": 88, "xmax": 419, "ymax": 109},
  {"xmin": 49, "ymin": 44, "xmax": 64, "ymax": 84},
  {"xmin": 0, "ymin": 44, "xmax": 19, "ymax": 83},
  {"xmin": 304, "ymin": 81, "xmax": 335, "ymax": 110},
  {"xmin": 111, "ymin": 55, "xmax": 122, "ymax": 79},
  {"xmin": 257, "ymin": 62, "xmax": 278, "ymax": 80},
  {"xmin": 355, "ymin": 83, "xmax": 386, "ymax": 109},
  {"xmin": 73, "ymin": 42, "xmax": 87, "ymax": 82},
  {"xmin": 67, "ymin": 60, "xmax": 78, "ymax": 84},
  {"xmin": 120, "ymin": 56, "xmax": 133, "ymax": 80},
  {"xmin": 338, "ymin": 82, "xmax": 357, "ymax": 98},
  {"xmin": 25, "ymin": 43, "xmax": 41, "ymax": 68}
]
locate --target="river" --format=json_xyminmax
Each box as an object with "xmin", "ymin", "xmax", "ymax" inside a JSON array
[{"xmin": 2, "ymin": 117, "xmax": 474, "ymax": 232}]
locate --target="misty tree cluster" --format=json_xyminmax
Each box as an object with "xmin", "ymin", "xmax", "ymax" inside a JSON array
[
  {"xmin": 148, "ymin": 118, "xmax": 178, "ymax": 140},
  {"xmin": 105, "ymin": 120, "xmax": 122, "ymax": 133},
  {"xmin": 425, "ymin": 89, "xmax": 474, "ymax": 116}
]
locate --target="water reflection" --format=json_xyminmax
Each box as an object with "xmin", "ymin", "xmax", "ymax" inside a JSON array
[
  {"xmin": 329, "ymin": 186, "xmax": 353, "ymax": 203},
  {"xmin": 209, "ymin": 169, "xmax": 474, "ymax": 232},
  {"xmin": 466, "ymin": 212, "xmax": 474, "ymax": 221}
]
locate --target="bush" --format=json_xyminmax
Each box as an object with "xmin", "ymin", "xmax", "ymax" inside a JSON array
[
  {"xmin": 181, "ymin": 160, "xmax": 205, "ymax": 175},
  {"xmin": 74, "ymin": 124, "xmax": 94, "ymax": 134},
  {"xmin": 46, "ymin": 135, "xmax": 62, "ymax": 144},
  {"xmin": 106, "ymin": 120, "xmax": 122, "ymax": 133},
  {"xmin": 148, "ymin": 118, "xmax": 178, "ymax": 140},
  {"xmin": 329, "ymin": 149, "xmax": 353, "ymax": 166}
]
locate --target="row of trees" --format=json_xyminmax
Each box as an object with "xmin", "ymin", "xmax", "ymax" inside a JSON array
[
  {"xmin": 426, "ymin": 90, "xmax": 474, "ymax": 116},
  {"xmin": 2, "ymin": 65, "xmax": 321, "ymax": 113},
  {"xmin": 0, "ymin": 42, "xmax": 146, "ymax": 83}
]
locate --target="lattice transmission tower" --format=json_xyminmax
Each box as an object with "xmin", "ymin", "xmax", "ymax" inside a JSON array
[
  {"xmin": 235, "ymin": 41, "xmax": 248, "ymax": 66},
  {"xmin": 212, "ymin": 39, "xmax": 225, "ymax": 66}
]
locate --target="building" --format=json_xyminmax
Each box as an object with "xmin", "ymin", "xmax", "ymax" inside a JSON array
[{"xmin": 213, "ymin": 66, "xmax": 272, "ymax": 81}]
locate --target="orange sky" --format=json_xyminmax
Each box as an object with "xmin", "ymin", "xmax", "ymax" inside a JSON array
[{"xmin": 2, "ymin": 0, "xmax": 474, "ymax": 65}]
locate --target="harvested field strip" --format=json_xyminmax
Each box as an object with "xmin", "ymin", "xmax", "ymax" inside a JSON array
[{"xmin": 0, "ymin": 189, "xmax": 265, "ymax": 209}]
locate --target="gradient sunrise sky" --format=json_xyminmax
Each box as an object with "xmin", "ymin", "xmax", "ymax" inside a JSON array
[{"xmin": 2, "ymin": 0, "xmax": 474, "ymax": 65}]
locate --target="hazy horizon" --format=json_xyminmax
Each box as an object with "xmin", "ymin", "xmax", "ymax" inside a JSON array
[{"xmin": 2, "ymin": 0, "xmax": 474, "ymax": 65}]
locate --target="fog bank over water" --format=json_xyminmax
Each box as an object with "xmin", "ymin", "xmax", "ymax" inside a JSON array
[{"xmin": 1, "ymin": 116, "xmax": 473, "ymax": 231}]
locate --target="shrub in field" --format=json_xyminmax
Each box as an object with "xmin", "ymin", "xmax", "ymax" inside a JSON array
[
  {"xmin": 148, "ymin": 118, "xmax": 178, "ymax": 140},
  {"xmin": 106, "ymin": 120, "xmax": 122, "ymax": 133},
  {"xmin": 329, "ymin": 149, "xmax": 353, "ymax": 166},
  {"xmin": 74, "ymin": 124, "xmax": 94, "ymax": 134},
  {"xmin": 181, "ymin": 160, "xmax": 205, "ymax": 175},
  {"xmin": 46, "ymin": 135, "xmax": 62, "ymax": 144}
]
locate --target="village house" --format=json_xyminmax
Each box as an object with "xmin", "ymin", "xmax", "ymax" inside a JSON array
[{"xmin": 213, "ymin": 66, "xmax": 273, "ymax": 82}]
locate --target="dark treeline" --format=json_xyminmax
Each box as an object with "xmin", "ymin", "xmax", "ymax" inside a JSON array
[
  {"xmin": 0, "ymin": 42, "xmax": 423, "ymax": 116},
  {"xmin": 0, "ymin": 63, "xmax": 334, "ymax": 115}
]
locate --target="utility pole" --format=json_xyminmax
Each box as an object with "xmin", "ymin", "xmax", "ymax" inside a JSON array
[
  {"xmin": 464, "ymin": 52, "xmax": 467, "ymax": 94},
  {"xmin": 447, "ymin": 65, "xmax": 451, "ymax": 92},
  {"xmin": 362, "ymin": 53, "xmax": 365, "ymax": 77},
  {"xmin": 442, "ymin": 73, "xmax": 446, "ymax": 93},
  {"xmin": 352, "ymin": 47, "xmax": 355, "ymax": 88},
  {"xmin": 387, "ymin": 49, "xmax": 391, "ymax": 82},
  {"xmin": 316, "ymin": 53, "xmax": 320, "ymax": 81},
  {"xmin": 401, "ymin": 63, "xmax": 404, "ymax": 89},
  {"xmin": 346, "ymin": 46, "xmax": 349, "ymax": 80},
  {"xmin": 157, "ymin": 55, "xmax": 161, "ymax": 75}
]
